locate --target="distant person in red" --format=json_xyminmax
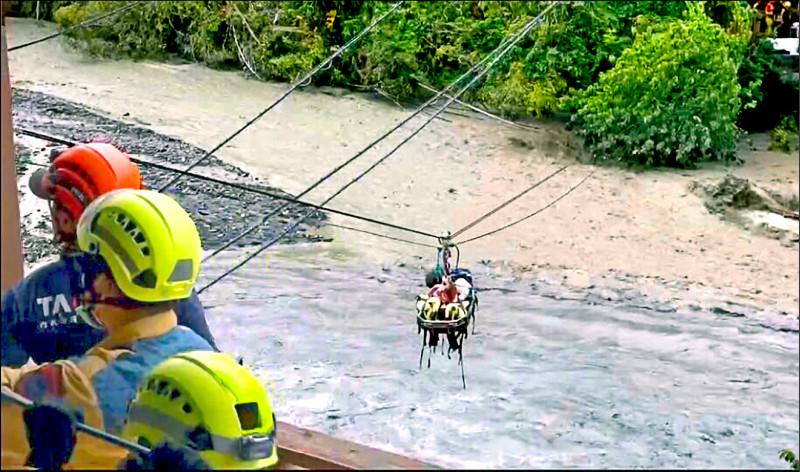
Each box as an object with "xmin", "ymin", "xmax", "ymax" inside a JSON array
[{"xmin": 766, "ymin": 0, "xmax": 781, "ymax": 35}]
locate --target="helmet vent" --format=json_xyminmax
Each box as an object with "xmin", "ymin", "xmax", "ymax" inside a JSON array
[
  {"xmin": 116, "ymin": 213, "xmax": 126, "ymax": 225},
  {"xmin": 147, "ymin": 379, "xmax": 156, "ymax": 391},
  {"xmin": 235, "ymin": 402, "xmax": 261, "ymax": 430},
  {"xmin": 170, "ymin": 389, "xmax": 181, "ymax": 401},
  {"xmin": 61, "ymin": 162, "xmax": 99, "ymax": 196},
  {"xmin": 93, "ymin": 223, "xmax": 139, "ymax": 274},
  {"xmin": 133, "ymin": 269, "xmax": 157, "ymax": 289},
  {"xmin": 157, "ymin": 380, "xmax": 170, "ymax": 396},
  {"xmin": 168, "ymin": 259, "xmax": 194, "ymax": 283},
  {"xmin": 124, "ymin": 220, "xmax": 137, "ymax": 234},
  {"xmin": 134, "ymin": 232, "xmax": 145, "ymax": 244},
  {"xmin": 141, "ymin": 246, "xmax": 150, "ymax": 256},
  {"xmin": 91, "ymin": 213, "xmax": 102, "ymax": 233},
  {"xmin": 182, "ymin": 403, "xmax": 193, "ymax": 414}
]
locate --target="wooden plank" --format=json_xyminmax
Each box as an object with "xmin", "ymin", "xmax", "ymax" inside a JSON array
[
  {"xmin": 275, "ymin": 421, "xmax": 439, "ymax": 470},
  {"xmin": 1, "ymin": 23, "xmax": 25, "ymax": 292}
]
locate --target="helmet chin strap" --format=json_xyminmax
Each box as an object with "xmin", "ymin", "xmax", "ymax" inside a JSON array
[
  {"xmin": 78, "ymin": 287, "xmax": 142, "ymax": 330},
  {"xmin": 75, "ymin": 305, "xmax": 105, "ymax": 330}
]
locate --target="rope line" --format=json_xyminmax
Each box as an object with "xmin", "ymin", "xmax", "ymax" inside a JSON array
[
  {"xmin": 1, "ymin": 388, "xmax": 149, "ymax": 455},
  {"xmin": 196, "ymin": 2, "xmax": 559, "ymax": 294},
  {"xmin": 325, "ymin": 223, "xmax": 438, "ymax": 248},
  {"xmin": 7, "ymin": 1, "xmax": 145, "ymax": 52},
  {"xmin": 196, "ymin": 2, "xmax": 541, "ymax": 264},
  {"xmin": 196, "ymin": 3, "xmax": 552, "ymax": 263},
  {"xmin": 15, "ymin": 128, "xmax": 437, "ymax": 240},
  {"xmin": 157, "ymin": 1, "xmax": 405, "ymax": 192},
  {"xmin": 450, "ymin": 165, "xmax": 568, "ymax": 240},
  {"xmin": 16, "ymin": 128, "xmax": 74, "ymax": 145},
  {"xmin": 456, "ymin": 171, "xmax": 595, "ymax": 245},
  {"xmin": 415, "ymin": 81, "xmax": 541, "ymax": 132}
]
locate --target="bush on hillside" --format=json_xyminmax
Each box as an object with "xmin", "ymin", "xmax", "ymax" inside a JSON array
[
  {"xmin": 769, "ymin": 115, "xmax": 800, "ymax": 153},
  {"xmin": 570, "ymin": 4, "xmax": 744, "ymax": 168}
]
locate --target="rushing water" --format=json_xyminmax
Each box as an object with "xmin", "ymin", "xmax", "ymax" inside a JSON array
[
  {"xmin": 7, "ymin": 18, "xmax": 799, "ymax": 469},
  {"xmin": 199, "ymin": 247, "xmax": 799, "ymax": 469}
]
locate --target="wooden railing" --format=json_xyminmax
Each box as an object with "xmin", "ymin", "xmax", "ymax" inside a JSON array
[{"xmin": 276, "ymin": 421, "xmax": 438, "ymax": 470}]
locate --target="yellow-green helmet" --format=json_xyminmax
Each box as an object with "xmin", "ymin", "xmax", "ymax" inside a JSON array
[
  {"xmin": 76, "ymin": 189, "xmax": 201, "ymax": 302},
  {"xmin": 122, "ymin": 351, "xmax": 279, "ymax": 470}
]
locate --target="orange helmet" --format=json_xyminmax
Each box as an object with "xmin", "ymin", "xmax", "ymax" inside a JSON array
[{"xmin": 30, "ymin": 142, "xmax": 144, "ymax": 221}]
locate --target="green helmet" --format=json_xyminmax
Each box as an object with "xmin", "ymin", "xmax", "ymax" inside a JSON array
[
  {"xmin": 76, "ymin": 189, "xmax": 202, "ymax": 303},
  {"xmin": 123, "ymin": 351, "xmax": 279, "ymax": 470}
]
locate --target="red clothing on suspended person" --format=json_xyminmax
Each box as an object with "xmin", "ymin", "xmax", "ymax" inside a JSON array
[{"xmin": 428, "ymin": 283, "xmax": 459, "ymax": 304}]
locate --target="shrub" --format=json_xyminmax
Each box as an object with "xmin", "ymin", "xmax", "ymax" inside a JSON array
[
  {"xmin": 13, "ymin": 0, "xmax": 784, "ymax": 133},
  {"xmin": 7, "ymin": 1, "xmax": 73, "ymax": 22},
  {"xmin": 570, "ymin": 3, "xmax": 744, "ymax": 168},
  {"xmin": 769, "ymin": 115, "xmax": 800, "ymax": 153}
]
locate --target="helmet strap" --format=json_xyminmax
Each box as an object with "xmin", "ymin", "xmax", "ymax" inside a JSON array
[
  {"xmin": 77, "ymin": 288, "xmax": 144, "ymax": 330},
  {"xmin": 76, "ymin": 288, "xmax": 105, "ymax": 330},
  {"xmin": 77, "ymin": 255, "xmax": 143, "ymax": 329}
]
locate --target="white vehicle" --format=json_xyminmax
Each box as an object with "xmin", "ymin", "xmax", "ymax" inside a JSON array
[{"xmin": 769, "ymin": 37, "xmax": 799, "ymax": 56}]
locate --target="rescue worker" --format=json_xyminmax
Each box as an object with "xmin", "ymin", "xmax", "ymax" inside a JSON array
[
  {"xmin": 1, "ymin": 189, "xmax": 215, "ymax": 469},
  {"xmin": 20, "ymin": 354, "xmax": 279, "ymax": 469},
  {"xmin": 425, "ymin": 268, "xmax": 443, "ymax": 289},
  {"xmin": 766, "ymin": 0, "xmax": 780, "ymax": 35},
  {"xmin": 121, "ymin": 351, "xmax": 279, "ymax": 469},
  {"xmin": 778, "ymin": 1, "xmax": 794, "ymax": 36},
  {"xmin": 1, "ymin": 142, "xmax": 216, "ymax": 368}
]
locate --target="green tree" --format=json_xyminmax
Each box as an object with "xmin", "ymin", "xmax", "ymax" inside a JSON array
[{"xmin": 570, "ymin": 2, "xmax": 744, "ymax": 168}]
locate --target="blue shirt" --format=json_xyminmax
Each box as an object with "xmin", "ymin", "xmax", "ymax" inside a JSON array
[{"xmin": 1, "ymin": 255, "xmax": 217, "ymax": 367}]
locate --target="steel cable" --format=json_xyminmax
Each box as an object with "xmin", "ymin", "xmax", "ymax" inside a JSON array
[
  {"xmin": 196, "ymin": 2, "xmax": 559, "ymax": 294},
  {"xmin": 8, "ymin": 1, "xmax": 145, "ymax": 53},
  {"xmin": 450, "ymin": 165, "xmax": 568, "ymax": 240},
  {"xmin": 157, "ymin": 1, "xmax": 406, "ymax": 192},
  {"xmin": 196, "ymin": 3, "xmax": 546, "ymax": 264},
  {"xmin": 456, "ymin": 171, "xmax": 595, "ymax": 245},
  {"xmin": 15, "ymin": 128, "xmax": 438, "ymax": 240}
]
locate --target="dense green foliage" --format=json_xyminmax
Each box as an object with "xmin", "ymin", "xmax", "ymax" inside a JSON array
[
  {"xmin": 7, "ymin": 1, "xmax": 799, "ymax": 168},
  {"xmin": 770, "ymin": 115, "xmax": 800, "ymax": 152},
  {"xmin": 569, "ymin": 3, "xmax": 746, "ymax": 167}
]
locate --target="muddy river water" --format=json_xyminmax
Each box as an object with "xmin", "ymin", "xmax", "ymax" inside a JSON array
[
  {"xmin": 6, "ymin": 18, "xmax": 799, "ymax": 469},
  {"xmin": 197, "ymin": 248, "xmax": 799, "ymax": 469}
]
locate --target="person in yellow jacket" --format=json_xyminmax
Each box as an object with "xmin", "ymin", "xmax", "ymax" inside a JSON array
[{"xmin": 2, "ymin": 189, "xmax": 214, "ymax": 469}]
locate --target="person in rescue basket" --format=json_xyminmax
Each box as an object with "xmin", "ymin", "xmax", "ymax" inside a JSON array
[
  {"xmin": 1, "ymin": 142, "xmax": 216, "ymax": 368},
  {"xmin": 1, "ymin": 188, "xmax": 215, "ymax": 469}
]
